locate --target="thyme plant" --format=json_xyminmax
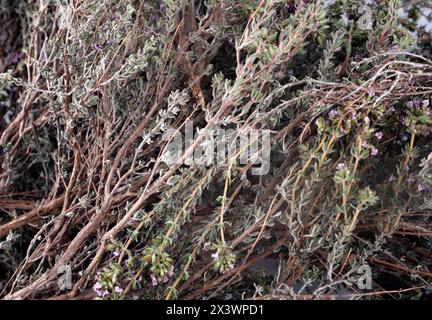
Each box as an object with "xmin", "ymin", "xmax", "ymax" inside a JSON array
[{"xmin": 0, "ymin": 0, "xmax": 432, "ymax": 300}]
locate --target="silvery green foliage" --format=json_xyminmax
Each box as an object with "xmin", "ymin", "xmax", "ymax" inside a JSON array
[
  {"xmin": 0, "ymin": 70, "xmax": 17, "ymax": 88},
  {"xmin": 1, "ymin": 0, "xmax": 432, "ymax": 300}
]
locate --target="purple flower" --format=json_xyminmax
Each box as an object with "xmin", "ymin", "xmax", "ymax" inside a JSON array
[
  {"xmin": 407, "ymin": 176, "xmax": 415, "ymax": 185},
  {"xmin": 93, "ymin": 282, "xmax": 109, "ymax": 297},
  {"xmin": 113, "ymin": 251, "xmax": 119, "ymax": 257},
  {"xmin": 11, "ymin": 52, "xmax": 20, "ymax": 64},
  {"xmin": 371, "ymin": 148, "xmax": 379, "ymax": 156},
  {"xmin": 150, "ymin": 274, "xmax": 158, "ymax": 287},
  {"xmin": 329, "ymin": 109, "xmax": 338, "ymax": 118},
  {"xmin": 374, "ymin": 131, "xmax": 383, "ymax": 140},
  {"xmin": 351, "ymin": 110, "xmax": 357, "ymax": 119},
  {"xmin": 406, "ymin": 101, "xmax": 414, "ymax": 109},
  {"xmin": 388, "ymin": 175, "xmax": 396, "ymax": 182},
  {"xmin": 422, "ymin": 99, "xmax": 430, "ymax": 108},
  {"xmin": 414, "ymin": 100, "xmax": 421, "ymax": 108},
  {"xmin": 336, "ymin": 162, "xmax": 345, "ymax": 170},
  {"xmin": 211, "ymin": 252, "xmax": 219, "ymax": 260},
  {"xmin": 114, "ymin": 286, "xmax": 123, "ymax": 294},
  {"xmin": 418, "ymin": 184, "xmax": 426, "ymax": 192},
  {"xmin": 203, "ymin": 242, "xmax": 211, "ymax": 251},
  {"xmin": 362, "ymin": 141, "xmax": 369, "ymax": 148},
  {"xmin": 364, "ymin": 116, "xmax": 370, "ymax": 125},
  {"xmin": 168, "ymin": 266, "xmax": 174, "ymax": 277}
]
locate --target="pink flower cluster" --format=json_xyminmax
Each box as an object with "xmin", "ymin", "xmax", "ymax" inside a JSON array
[
  {"xmin": 406, "ymin": 99, "xmax": 429, "ymax": 109},
  {"xmin": 92, "ymin": 272, "xmax": 124, "ymax": 297},
  {"xmin": 371, "ymin": 148, "xmax": 379, "ymax": 156},
  {"xmin": 150, "ymin": 266, "xmax": 174, "ymax": 287},
  {"xmin": 93, "ymin": 281, "xmax": 109, "ymax": 297},
  {"xmin": 374, "ymin": 131, "xmax": 383, "ymax": 140},
  {"xmin": 336, "ymin": 162, "xmax": 345, "ymax": 170},
  {"xmin": 329, "ymin": 109, "xmax": 339, "ymax": 118}
]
